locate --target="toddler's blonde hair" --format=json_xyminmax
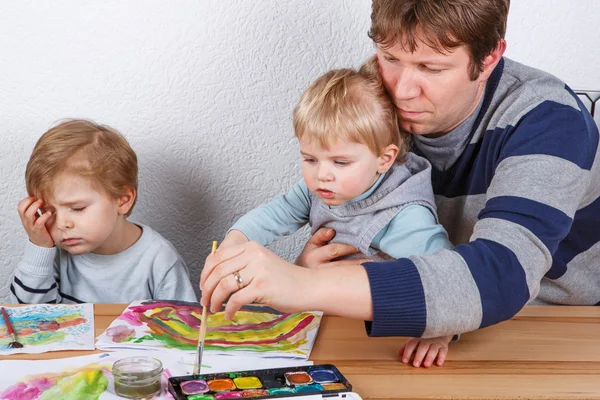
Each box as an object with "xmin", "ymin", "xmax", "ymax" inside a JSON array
[{"xmin": 293, "ymin": 58, "xmax": 410, "ymax": 162}]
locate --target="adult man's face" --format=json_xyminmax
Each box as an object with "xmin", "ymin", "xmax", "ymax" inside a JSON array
[{"xmin": 376, "ymin": 38, "xmax": 498, "ymax": 137}]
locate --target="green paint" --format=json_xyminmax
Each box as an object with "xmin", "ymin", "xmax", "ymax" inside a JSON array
[
  {"xmin": 188, "ymin": 395, "xmax": 215, "ymax": 400},
  {"xmin": 128, "ymin": 329, "xmax": 308, "ymax": 353},
  {"xmin": 38, "ymin": 369, "xmax": 108, "ymax": 400},
  {"xmin": 20, "ymin": 330, "xmax": 67, "ymax": 346}
]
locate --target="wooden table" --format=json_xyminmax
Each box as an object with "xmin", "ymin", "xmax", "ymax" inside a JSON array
[{"xmin": 2, "ymin": 304, "xmax": 600, "ymax": 399}]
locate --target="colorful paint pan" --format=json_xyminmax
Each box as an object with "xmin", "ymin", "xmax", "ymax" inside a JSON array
[
  {"xmin": 322, "ymin": 382, "xmax": 347, "ymax": 391},
  {"xmin": 233, "ymin": 376, "xmax": 262, "ymax": 390},
  {"xmin": 188, "ymin": 395, "xmax": 215, "ymax": 400},
  {"xmin": 267, "ymin": 387, "xmax": 294, "ymax": 395},
  {"xmin": 295, "ymin": 384, "xmax": 323, "ymax": 393},
  {"xmin": 168, "ymin": 364, "xmax": 352, "ymax": 400},
  {"xmin": 181, "ymin": 380, "xmax": 209, "ymax": 394},
  {"xmin": 309, "ymin": 368, "xmax": 338, "ymax": 383},
  {"xmin": 208, "ymin": 379, "xmax": 236, "ymax": 392},
  {"xmin": 215, "ymin": 392, "xmax": 243, "ymax": 399},
  {"xmin": 241, "ymin": 389, "xmax": 269, "ymax": 397},
  {"xmin": 284, "ymin": 371, "xmax": 313, "ymax": 386}
]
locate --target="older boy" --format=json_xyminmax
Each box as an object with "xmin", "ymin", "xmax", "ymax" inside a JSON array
[{"xmin": 11, "ymin": 120, "xmax": 197, "ymax": 304}]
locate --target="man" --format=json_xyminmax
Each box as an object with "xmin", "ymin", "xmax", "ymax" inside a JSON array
[{"xmin": 200, "ymin": 0, "xmax": 599, "ymax": 363}]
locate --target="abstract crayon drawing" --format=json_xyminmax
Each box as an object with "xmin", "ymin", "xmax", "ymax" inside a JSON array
[
  {"xmin": 0, "ymin": 304, "xmax": 94, "ymax": 355},
  {"xmin": 95, "ymin": 300, "xmax": 322, "ymax": 358}
]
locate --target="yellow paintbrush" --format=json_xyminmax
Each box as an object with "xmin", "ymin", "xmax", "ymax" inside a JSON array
[{"xmin": 194, "ymin": 240, "xmax": 217, "ymax": 375}]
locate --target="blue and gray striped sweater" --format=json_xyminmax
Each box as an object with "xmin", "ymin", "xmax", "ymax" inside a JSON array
[{"xmin": 364, "ymin": 57, "xmax": 600, "ymax": 338}]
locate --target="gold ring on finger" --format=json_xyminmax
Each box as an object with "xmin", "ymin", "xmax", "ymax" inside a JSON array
[{"xmin": 233, "ymin": 271, "xmax": 244, "ymax": 290}]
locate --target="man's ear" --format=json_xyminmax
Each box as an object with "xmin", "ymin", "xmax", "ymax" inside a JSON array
[
  {"xmin": 117, "ymin": 186, "xmax": 136, "ymax": 216},
  {"xmin": 479, "ymin": 39, "xmax": 506, "ymax": 81},
  {"xmin": 377, "ymin": 144, "xmax": 399, "ymax": 174}
]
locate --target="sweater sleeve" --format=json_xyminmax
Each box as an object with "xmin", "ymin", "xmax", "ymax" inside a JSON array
[
  {"xmin": 10, "ymin": 241, "xmax": 62, "ymax": 304},
  {"xmin": 364, "ymin": 102, "xmax": 598, "ymax": 338},
  {"xmin": 154, "ymin": 259, "xmax": 198, "ymax": 303},
  {"xmin": 373, "ymin": 205, "xmax": 453, "ymax": 259},
  {"xmin": 229, "ymin": 180, "xmax": 312, "ymax": 246}
]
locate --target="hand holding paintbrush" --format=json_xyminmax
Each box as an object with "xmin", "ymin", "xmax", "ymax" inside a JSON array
[{"xmin": 1, "ymin": 307, "xmax": 23, "ymax": 349}]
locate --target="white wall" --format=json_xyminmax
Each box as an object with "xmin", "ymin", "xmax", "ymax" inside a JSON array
[{"xmin": 0, "ymin": 1, "xmax": 598, "ymax": 302}]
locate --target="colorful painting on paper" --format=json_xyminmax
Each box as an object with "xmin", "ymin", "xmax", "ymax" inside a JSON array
[
  {"xmin": 0, "ymin": 351, "xmax": 312, "ymax": 400},
  {"xmin": 95, "ymin": 300, "xmax": 322, "ymax": 358},
  {"xmin": 0, "ymin": 304, "xmax": 94, "ymax": 355}
]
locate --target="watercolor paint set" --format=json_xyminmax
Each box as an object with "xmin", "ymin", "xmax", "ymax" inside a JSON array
[{"xmin": 168, "ymin": 364, "xmax": 352, "ymax": 399}]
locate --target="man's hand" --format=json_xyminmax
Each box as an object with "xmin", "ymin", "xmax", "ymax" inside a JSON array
[{"xmin": 295, "ymin": 227, "xmax": 369, "ymax": 268}]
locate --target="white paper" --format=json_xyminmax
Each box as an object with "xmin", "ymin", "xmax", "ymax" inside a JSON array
[
  {"xmin": 0, "ymin": 303, "xmax": 95, "ymax": 355},
  {"xmin": 0, "ymin": 350, "xmax": 313, "ymax": 399},
  {"xmin": 96, "ymin": 300, "xmax": 322, "ymax": 359}
]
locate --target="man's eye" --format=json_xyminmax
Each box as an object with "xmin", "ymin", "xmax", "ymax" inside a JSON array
[
  {"xmin": 334, "ymin": 161, "xmax": 349, "ymax": 166},
  {"xmin": 72, "ymin": 207, "xmax": 86, "ymax": 212},
  {"xmin": 303, "ymin": 158, "xmax": 317, "ymax": 164},
  {"xmin": 422, "ymin": 65, "xmax": 442, "ymax": 73}
]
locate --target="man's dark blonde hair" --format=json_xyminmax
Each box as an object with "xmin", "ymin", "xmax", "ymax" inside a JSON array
[
  {"xmin": 293, "ymin": 61, "xmax": 410, "ymax": 163},
  {"xmin": 26, "ymin": 119, "xmax": 138, "ymax": 216},
  {"xmin": 369, "ymin": 0, "xmax": 510, "ymax": 80}
]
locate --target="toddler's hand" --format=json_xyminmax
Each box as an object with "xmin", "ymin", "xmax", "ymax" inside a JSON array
[
  {"xmin": 398, "ymin": 335, "xmax": 452, "ymax": 368},
  {"xmin": 17, "ymin": 197, "xmax": 54, "ymax": 248}
]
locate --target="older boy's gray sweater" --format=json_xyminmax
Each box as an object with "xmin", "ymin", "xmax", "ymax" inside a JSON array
[{"xmin": 10, "ymin": 224, "xmax": 197, "ymax": 304}]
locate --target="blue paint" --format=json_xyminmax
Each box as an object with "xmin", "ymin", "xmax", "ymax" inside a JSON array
[
  {"xmin": 309, "ymin": 369, "xmax": 337, "ymax": 383},
  {"xmin": 268, "ymin": 387, "xmax": 295, "ymax": 394}
]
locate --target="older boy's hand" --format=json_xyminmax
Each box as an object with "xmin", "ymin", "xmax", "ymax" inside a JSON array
[
  {"xmin": 296, "ymin": 227, "xmax": 370, "ymax": 268},
  {"xmin": 17, "ymin": 196, "xmax": 55, "ymax": 248},
  {"xmin": 398, "ymin": 335, "xmax": 452, "ymax": 368}
]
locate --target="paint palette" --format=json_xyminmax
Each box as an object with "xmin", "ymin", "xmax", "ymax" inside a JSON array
[{"xmin": 168, "ymin": 364, "xmax": 352, "ymax": 399}]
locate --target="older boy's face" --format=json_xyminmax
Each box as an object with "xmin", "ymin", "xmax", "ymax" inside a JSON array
[
  {"xmin": 41, "ymin": 173, "xmax": 123, "ymax": 255},
  {"xmin": 376, "ymin": 39, "xmax": 488, "ymax": 137},
  {"xmin": 299, "ymin": 137, "xmax": 383, "ymax": 206}
]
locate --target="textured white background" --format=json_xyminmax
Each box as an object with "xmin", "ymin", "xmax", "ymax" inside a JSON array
[{"xmin": 0, "ymin": 1, "xmax": 599, "ymax": 302}]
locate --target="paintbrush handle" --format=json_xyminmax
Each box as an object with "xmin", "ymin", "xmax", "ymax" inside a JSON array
[
  {"xmin": 199, "ymin": 305, "xmax": 208, "ymax": 342},
  {"xmin": 1, "ymin": 307, "xmax": 15, "ymax": 335}
]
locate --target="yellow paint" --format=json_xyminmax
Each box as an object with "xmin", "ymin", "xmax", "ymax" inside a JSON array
[{"xmin": 233, "ymin": 376, "xmax": 262, "ymax": 389}]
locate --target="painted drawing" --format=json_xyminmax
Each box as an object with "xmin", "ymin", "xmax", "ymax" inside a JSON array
[
  {"xmin": 0, "ymin": 304, "xmax": 94, "ymax": 355},
  {"xmin": 0, "ymin": 351, "xmax": 311, "ymax": 400},
  {"xmin": 95, "ymin": 300, "xmax": 322, "ymax": 358}
]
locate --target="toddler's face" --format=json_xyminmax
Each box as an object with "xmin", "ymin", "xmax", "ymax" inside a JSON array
[
  {"xmin": 299, "ymin": 137, "xmax": 383, "ymax": 206},
  {"xmin": 40, "ymin": 173, "xmax": 123, "ymax": 255}
]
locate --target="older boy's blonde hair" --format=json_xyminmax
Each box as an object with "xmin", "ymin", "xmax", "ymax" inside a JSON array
[
  {"xmin": 293, "ymin": 60, "xmax": 409, "ymax": 162},
  {"xmin": 26, "ymin": 119, "xmax": 138, "ymax": 216}
]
